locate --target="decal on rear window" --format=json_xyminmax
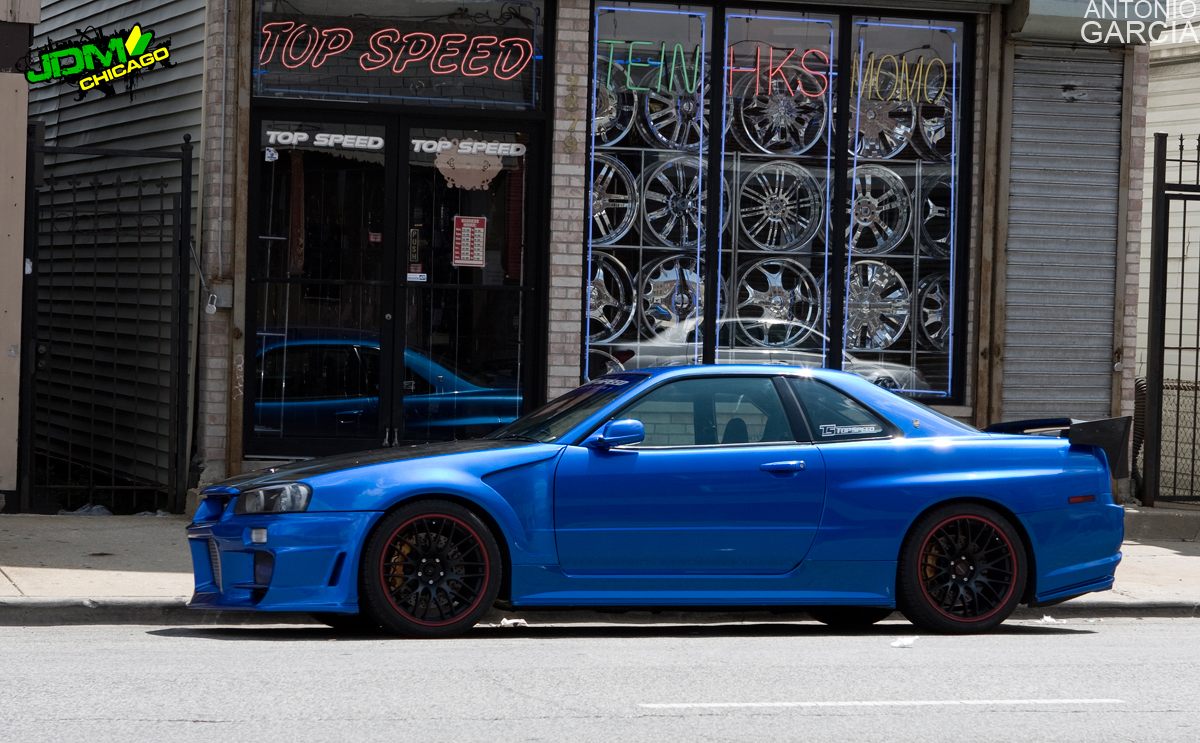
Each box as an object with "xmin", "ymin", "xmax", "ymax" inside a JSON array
[{"xmin": 819, "ymin": 424, "xmax": 883, "ymax": 437}]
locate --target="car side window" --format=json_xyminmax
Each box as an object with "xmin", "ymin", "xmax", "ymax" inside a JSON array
[
  {"xmin": 258, "ymin": 345, "xmax": 363, "ymax": 401},
  {"xmin": 618, "ymin": 377, "xmax": 794, "ymax": 447},
  {"xmin": 787, "ymin": 377, "xmax": 890, "ymax": 443}
]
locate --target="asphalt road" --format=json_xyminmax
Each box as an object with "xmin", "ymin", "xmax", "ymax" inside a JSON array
[{"xmin": 1, "ymin": 617, "xmax": 1198, "ymax": 742}]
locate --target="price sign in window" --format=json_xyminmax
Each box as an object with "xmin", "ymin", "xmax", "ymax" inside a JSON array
[{"xmin": 453, "ymin": 216, "xmax": 488, "ymax": 267}]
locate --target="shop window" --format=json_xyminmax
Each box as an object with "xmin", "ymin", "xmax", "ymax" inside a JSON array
[
  {"xmin": 585, "ymin": 5, "xmax": 967, "ymax": 403},
  {"xmin": 252, "ymin": 0, "xmax": 545, "ymax": 110}
]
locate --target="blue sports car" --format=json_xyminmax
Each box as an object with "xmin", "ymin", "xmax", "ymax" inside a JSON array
[{"xmin": 188, "ymin": 366, "xmax": 1127, "ymax": 637}]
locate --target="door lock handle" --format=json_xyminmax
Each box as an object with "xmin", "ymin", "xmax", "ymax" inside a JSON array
[{"xmin": 760, "ymin": 460, "xmax": 805, "ymax": 473}]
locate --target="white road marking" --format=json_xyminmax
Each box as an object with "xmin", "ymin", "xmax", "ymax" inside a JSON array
[{"xmin": 640, "ymin": 699, "xmax": 1124, "ymax": 709}]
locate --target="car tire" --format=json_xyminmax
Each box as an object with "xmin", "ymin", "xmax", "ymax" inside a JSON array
[
  {"xmin": 360, "ymin": 500, "xmax": 502, "ymax": 639},
  {"xmin": 896, "ymin": 503, "xmax": 1027, "ymax": 634},
  {"xmin": 310, "ymin": 612, "xmax": 380, "ymax": 634},
  {"xmin": 807, "ymin": 607, "xmax": 894, "ymax": 628}
]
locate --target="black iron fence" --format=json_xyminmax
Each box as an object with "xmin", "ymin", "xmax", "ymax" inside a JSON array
[
  {"xmin": 18, "ymin": 129, "xmax": 194, "ymax": 514},
  {"xmin": 1143, "ymin": 132, "xmax": 1200, "ymax": 506}
]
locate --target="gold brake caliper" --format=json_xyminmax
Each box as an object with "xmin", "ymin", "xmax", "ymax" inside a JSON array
[{"xmin": 388, "ymin": 540, "xmax": 413, "ymax": 592}]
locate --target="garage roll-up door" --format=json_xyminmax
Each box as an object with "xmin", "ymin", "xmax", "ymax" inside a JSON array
[{"xmin": 1001, "ymin": 45, "xmax": 1124, "ymax": 421}]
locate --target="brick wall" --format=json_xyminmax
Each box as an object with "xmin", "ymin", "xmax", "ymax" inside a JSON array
[
  {"xmin": 1122, "ymin": 43, "xmax": 1149, "ymax": 424},
  {"xmin": 546, "ymin": 0, "xmax": 590, "ymax": 400},
  {"xmin": 195, "ymin": 0, "xmax": 240, "ymax": 484}
]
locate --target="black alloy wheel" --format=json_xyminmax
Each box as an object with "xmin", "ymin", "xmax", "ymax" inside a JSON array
[
  {"xmin": 360, "ymin": 500, "xmax": 502, "ymax": 638},
  {"xmin": 807, "ymin": 607, "xmax": 894, "ymax": 629},
  {"xmin": 897, "ymin": 503, "xmax": 1027, "ymax": 634}
]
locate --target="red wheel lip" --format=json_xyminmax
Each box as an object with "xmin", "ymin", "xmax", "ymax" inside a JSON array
[
  {"xmin": 379, "ymin": 513, "xmax": 490, "ymax": 628},
  {"xmin": 918, "ymin": 514, "xmax": 1016, "ymax": 624}
]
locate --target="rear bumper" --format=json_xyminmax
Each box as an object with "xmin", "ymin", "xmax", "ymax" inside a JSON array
[
  {"xmin": 1020, "ymin": 503, "xmax": 1124, "ymax": 604},
  {"xmin": 186, "ymin": 510, "xmax": 380, "ymax": 614}
]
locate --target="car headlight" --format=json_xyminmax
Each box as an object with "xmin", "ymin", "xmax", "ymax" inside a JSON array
[{"xmin": 234, "ymin": 483, "xmax": 312, "ymax": 514}]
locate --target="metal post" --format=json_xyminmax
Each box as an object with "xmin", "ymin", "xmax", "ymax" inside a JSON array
[
  {"xmin": 827, "ymin": 15, "xmax": 853, "ymax": 371},
  {"xmin": 171, "ymin": 134, "xmax": 193, "ymax": 512},
  {"xmin": 1143, "ymin": 132, "xmax": 1170, "ymax": 507},
  {"xmin": 16, "ymin": 124, "xmax": 40, "ymax": 512},
  {"xmin": 702, "ymin": 17, "xmax": 726, "ymax": 366}
]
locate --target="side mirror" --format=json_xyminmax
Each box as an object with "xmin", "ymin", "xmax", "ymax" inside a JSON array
[{"xmin": 583, "ymin": 419, "xmax": 645, "ymax": 449}]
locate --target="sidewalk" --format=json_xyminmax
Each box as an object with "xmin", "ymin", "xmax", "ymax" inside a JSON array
[{"xmin": 1, "ymin": 510, "xmax": 1198, "ymax": 625}]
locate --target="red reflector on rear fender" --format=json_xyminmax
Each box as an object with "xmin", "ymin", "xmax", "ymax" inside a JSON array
[{"xmin": 1069, "ymin": 495, "xmax": 1096, "ymax": 504}]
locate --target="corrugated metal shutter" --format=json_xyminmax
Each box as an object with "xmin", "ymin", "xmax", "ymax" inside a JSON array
[
  {"xmin": 1001, "ymin": 45, "xmax": 1123, "ymax": 421},
  {"xmin": 26, "ymin": 0, "xmax": 203, "ymax": 507}
]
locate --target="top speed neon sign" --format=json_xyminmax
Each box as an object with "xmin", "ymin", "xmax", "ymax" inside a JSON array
[{"xmin": 259, "ymin": 22, "xmax": 534, "ymax": 81}]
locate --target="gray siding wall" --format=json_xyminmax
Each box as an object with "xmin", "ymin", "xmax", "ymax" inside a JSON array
[
  {"xmin": 1001, "ymin": 45, "xmax": 1124, "ymax": 421},
  {"xmin": 29, "ymin": 0, "xmax": 204, "ymax": 182}
]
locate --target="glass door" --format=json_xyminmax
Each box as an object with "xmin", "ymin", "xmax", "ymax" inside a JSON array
[
  {"xmin": 393, "ymin": 125, "xmax": 536, "ymax": 442},
  {"xmin": 249, "ymin": 118, "xmax": 393, "ymax": 455}
]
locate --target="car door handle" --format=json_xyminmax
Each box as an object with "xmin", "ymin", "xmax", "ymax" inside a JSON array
[{"xmin": 760, "ymin": 460, "xmax": 805, "ymax": 473}]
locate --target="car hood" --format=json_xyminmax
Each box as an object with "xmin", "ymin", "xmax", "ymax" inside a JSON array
[{"xmin": 204, "ymin": 440, "xmax": 532, "ymax": 493}]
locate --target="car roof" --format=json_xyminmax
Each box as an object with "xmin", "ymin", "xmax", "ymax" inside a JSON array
[{"xmin": 585, "ymin": 364, "xmax": 975, "ymax": 440}]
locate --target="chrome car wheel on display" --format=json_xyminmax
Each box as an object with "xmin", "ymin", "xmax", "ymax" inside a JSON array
[
  {"xmin": 636, "ymin": 68, "xmax": 711, "ymax": 151},
  {"xmin": 732, "ymin": 65, "xmax": 827, "ymax": 156},
  {"xmin": 641, "ymin": 156, "xmax": 730, "ymax": 248},
  {"xmin": 587, "ymin": 252, "xmax": 635, "ymax": 343},
  {"xmin": 850, "ymin": 94, "xmax": 914, "ymax": 160},
  {"xmin": 845, "ymin": 259, "xmax": 910, "ymax": 350},
  {"xmin": 735, "ymin": 258, "xmax": 821, "ymax": 347},
  {"xmin": 585, "ymin": 349, "xmax": 626, "ymax": 380},
  {"xmin": 913, "ymin": 63, "xmax": 954, "ymax": 161},
  {"xmin": 915, "ymin": 272, "xmax": 951, "ymax": 351},
  {"xmin": 919, "ymin": 175, "xmax": 953, "ymax": 257},
  {"xmin": 590, "ymin": 154, "xmax": 639, "ymax": 246},
  {"xmin": 639, "ymin": 253, "xmax": 716, "ymax": 341},
  {"xmin": 593, "ymin": 58, "xmax": 637, "ymax": 147},
  {"xmin": 847, "ymin": 165, "xmax": 911, "ymax": 255},
  {"xmin": 738, "ymin": 161, "xmax": 823, "ymax": 252}
]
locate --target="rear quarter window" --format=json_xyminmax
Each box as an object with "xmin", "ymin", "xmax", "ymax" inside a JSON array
[{"xmin": 788, "ymin": 377, "xmax": 891, "ymax": 443}]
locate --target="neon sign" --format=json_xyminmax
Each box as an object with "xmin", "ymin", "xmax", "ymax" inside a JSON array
[
  {"xmin": 851, "ymin": 52, "xmax": 949, "ymax": 104},
  {"xmin": 597, "ymin": 40, "xmax": 830, "ymax": 97},
  {"xmin": 258, "ymin": 22, "xmax": 534, "ymax": 81}
]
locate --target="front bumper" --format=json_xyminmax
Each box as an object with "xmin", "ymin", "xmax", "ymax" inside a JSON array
[{"xmin": 186, "ymin": 500, "xmax": 380, "ymax": 613}]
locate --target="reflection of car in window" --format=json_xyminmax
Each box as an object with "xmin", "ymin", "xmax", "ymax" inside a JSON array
[
  {"xmin": 594, "ymin": 320, "xmax": 933, "ymax": 394},
  {"xmin": 253, "ymin": 329, "xmax": 521, "ymax": 440}
]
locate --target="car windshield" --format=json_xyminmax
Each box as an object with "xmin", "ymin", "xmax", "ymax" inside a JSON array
[{"xmin": 487, "ymin": 374, "xmax": 648, "ymax": 443}]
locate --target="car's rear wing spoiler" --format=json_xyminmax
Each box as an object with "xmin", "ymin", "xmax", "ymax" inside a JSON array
[{"xmin": 983, "ymin": 417, "xmax": 1133, "ymax": 479}]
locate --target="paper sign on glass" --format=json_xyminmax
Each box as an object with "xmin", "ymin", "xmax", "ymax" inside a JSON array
[{"xmin": 452, "ymin": 216, "xmax": 487, "ymax": 267}]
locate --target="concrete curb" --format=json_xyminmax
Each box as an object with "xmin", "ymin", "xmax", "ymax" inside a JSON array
[
  {"xmin": 2, "ymin": 597, "xmax": 1196, "ymax": 627},
  {"xmin": 1124, "ymin": 507, "xmax": 1200, "ymax": 541},
  {"xmin": 0, "ymin": 598, "xmax": 317, "ymax": 626}
]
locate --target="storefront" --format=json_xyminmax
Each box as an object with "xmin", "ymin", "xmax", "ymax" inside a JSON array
[
  {"xmin": 581, "ymin": 5, "xmax": 971, "ymax": 402},
  {"xmin": 188, "ymin": 0, "xmax": 1144, "ymax": 480},
  {"xmin": 242, "ymin": 0, "xmax": 551, "ymax": 457}
]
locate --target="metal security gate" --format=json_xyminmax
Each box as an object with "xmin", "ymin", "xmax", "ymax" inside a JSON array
[
  {"xmin": 18, "ymin": 130, "xmax": 194, "ymax": 514},
  {"xmin": 1001, "ymin": 45, "xmax": 1124, "ymax": 420},
  {"xmin": 1144, "ymin": 133, "xmax": 1200, "ymax": 506}
]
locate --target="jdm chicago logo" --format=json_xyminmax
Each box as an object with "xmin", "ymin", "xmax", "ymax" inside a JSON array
[{"xmin": 20, "ymin": 25, "xmax": 173, "ymax": 99}]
